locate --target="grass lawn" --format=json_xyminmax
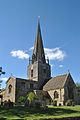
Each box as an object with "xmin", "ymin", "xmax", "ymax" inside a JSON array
[{"xmin": 0, "ymin": 105, "xmax": 80, "ymax": 120}]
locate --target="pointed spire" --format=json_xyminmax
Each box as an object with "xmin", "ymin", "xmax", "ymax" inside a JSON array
[
  {"xmin": 32, "ymin": 17, "xmax": 46, "ymax": 63},
  {"xmin": 68, "ymin": 69, "xmax": 70, "ymax": 74}
]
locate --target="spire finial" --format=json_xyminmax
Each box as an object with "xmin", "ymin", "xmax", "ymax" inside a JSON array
[
  {"xmin": 68, "ymin": 69, "xmax": 70, "ymax": 74},
  {"xmin": 38, "ymin": 16, "xmax": 40, "ymax": 21},
  {"xmin": 38, "ymin": 16, "xmax": 40, "ymax": 28}
]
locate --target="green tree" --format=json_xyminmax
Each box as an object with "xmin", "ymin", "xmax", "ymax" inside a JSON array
[
  {"xmin": 27, "ymin": 92, "xmax": 37, "ymax": 104},
  {"xmin": 76, "ymin": 83, "xmax": 80, "ymax": 87},
  {"xmin": 18, "ymin": 96, "xmax": 26, "ymax": 104},
  {"xmin": 0, "ymin": 67, "xmax": 5, "ymax": 91}
]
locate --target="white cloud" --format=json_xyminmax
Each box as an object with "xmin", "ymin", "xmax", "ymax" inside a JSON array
[
  {"xmin": 59, "ymin": 65, "xmax": 64, "ymax": 68},
  {"xmin": 51, "ymin": 64, "xmax": 53, "ymax": 67},
  {"xmin": 10, "ymin": 50, "xmax": 29, "ymax": 59},
  {"xmin": 44, "ymin": 47, "xmax": 66, "ymax": 61},
  {"xmin": 51, "ymin": 64, "xmax": 55, "ymax": 67},
  {"xmin": 1, "ymin": 77, "xmax": 8, "ymax": 82},
  {"xmin": 29, "ymin": 46, "xmax": 34, "ymax": 51},
  {"xmin": 29, "ymin": 46, "xmax": 66, "ymax": 61}
]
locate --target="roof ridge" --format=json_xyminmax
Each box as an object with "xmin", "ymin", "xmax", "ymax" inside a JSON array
[
  {"xmin": 62, "ymin": 73, "xmax": 69, "ymax": 87},
  {"xmin": 16, "ymin": 77, "xmax": 26, "ymax": 80},
  {"xmin": 53, "ymin": 73, "xmax": 68, "ymax": 78}
]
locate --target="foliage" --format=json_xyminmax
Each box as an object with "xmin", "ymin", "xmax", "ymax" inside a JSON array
[
  {"xmin": 76, "ymin": 83, "xmax": 80, "ymax": 87},
  {"xmin": 0, "ymin": 67, "xmax": 5, "ymax": 91},
  {"xmin": 27, "ymin": 92, "xmax": 37, "ymax": 104},
  {"xmin": 17, "ymin": 96, "xmax": 26, "ymax": 104},
  {"xmin": 66, "ymin": 99, "xmax": 75, "ymax": 106},
  {"xmin": 34, "ymin": 102, "xmax": 41, "ymax": 108},
  {"xmin": 17, "ymin": 92, "xmax": 38, "ymax": 107},
  {"xmin": 3, "ymin": 100, "xmax": 14, "ymax": 108},
  {"xmin": 53, "ymin": 100, "xmax": 57, "ymax": 106}
]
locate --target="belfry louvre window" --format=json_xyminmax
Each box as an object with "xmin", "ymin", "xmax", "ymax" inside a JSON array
[
  {"xmin": 30, "ymin": 83, "xmax": 33, "ymax": 89},
  {"xmin": 8, "ymin": 84, "xmax": 12, "ymax": 94},
  {"xmin": 31, "ymin": 69, "xmax": 33, "ymax": 77},
  {"xmin": 21, "ymin": 82, "xmax": 25, "ymax": 89}
]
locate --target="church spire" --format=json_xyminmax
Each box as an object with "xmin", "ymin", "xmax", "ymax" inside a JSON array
[{"xmin": 32, "ymin": 17, "xmax": 46, "ymax": 63}]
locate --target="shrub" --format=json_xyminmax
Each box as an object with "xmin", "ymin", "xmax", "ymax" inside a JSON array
[
  {"xmin": 53, "ymin": 100, "xmax": 57, "ymax": 106},
  {"xmin": 24, "ymin": 100, "xmax": 29, "ymax": 107},
  {"xmin": 27, "ymin": 92, "xmax": 37, "ymax": 107},
  {"xmin": 18, "ymin": 96, "xmax": 26, "ymax": 105},
  {"xmin": 35, "ymin": 102, "xmax": 41, "ymax": 108},
  {"xmin": 66, "ymin": 99, "xmax": 75, "ymax": 106},
  {"xmin": 3, "ymin": 100, "xmax": 14, "ymax": 108},
  {"xmin": 72, "ymin": 101, "xmax": 75, "ymax": 106}
]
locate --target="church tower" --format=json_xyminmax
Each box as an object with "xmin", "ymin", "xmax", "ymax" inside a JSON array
[{"xmin": 27, "ymin": 18, "xmax": 51, "ymax": 89}]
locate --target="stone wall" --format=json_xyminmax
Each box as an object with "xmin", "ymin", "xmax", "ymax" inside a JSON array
[
  {"xmin": 75, "ymin": 87, "xmax": 80, "ymax": 105},
  {"xmin": 15, "ymin": 78, "xmax": 38, "ymax": 102},
  {"xmin": 47, "ymin": 88, "xmax": 64, "ymax": 106},
  {"xmin": 27, "ymin": 62, "xmax": 38, "ymax": 81},
  {"xmin": 2, "ymin": 77, "xmax": 16, "ymax": 103}
]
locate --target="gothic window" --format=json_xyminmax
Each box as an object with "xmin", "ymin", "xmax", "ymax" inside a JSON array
[
  {"xmin": 8, "ymin": 84, "xmax": 12, "ymax": 94},
  {"xmin": 30, "ymin": 83, "xmax": 34, "ymax": 89},
  {"xmin": 21, "ymin": 82, "xmax": 25, "ymax": 89},
  {"xmin": 54, "ymin": 91, "xmax": 59, "ymax": 99},
  {"xmin": 31, "ymin": 69, "xmax": 33, "ymax": 77}
]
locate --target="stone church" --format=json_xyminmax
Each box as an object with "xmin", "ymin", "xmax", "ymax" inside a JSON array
[{"xmin": 0, "ymin": 19, "xmax": 80, "ymax": 105}]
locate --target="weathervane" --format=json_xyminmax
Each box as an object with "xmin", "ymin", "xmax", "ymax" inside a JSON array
[{"xmin": 68, "ymin": 69, "xmax": 70, "ymax": 73}]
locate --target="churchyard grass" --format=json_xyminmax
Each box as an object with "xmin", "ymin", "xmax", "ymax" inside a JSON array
[{"xmin": 0, "ymin": 105, "xmax": 80, "ymax": 120}]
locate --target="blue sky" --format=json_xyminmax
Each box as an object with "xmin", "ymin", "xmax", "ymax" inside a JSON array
[{"xmin": 0, "ymin": 0, "xmax": 80, "ymax": 88}]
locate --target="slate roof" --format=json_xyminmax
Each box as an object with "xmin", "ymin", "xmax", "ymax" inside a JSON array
[
  {"xmin": 43, "ymin": 74, "xmax": 69, "ymax": 91},
  {"xmin": 16, "ymin": 77, "xmax": 38, "ymax": 83}
]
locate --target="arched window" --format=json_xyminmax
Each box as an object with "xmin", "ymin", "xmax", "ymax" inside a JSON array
[
  {"xmin": 31, "ymin": 69, "xmax": 33, "ymax": 77},
  {"xmin": 54, "ymin": 91, "xmax": 59, "ymax": 99},
  {"xmin": 8, "ymin": 84, "xmax": 12, "ymax": 94},
  {"xmin": 30, "ymin": 83, "xmax": 34, "ymax": 89}
]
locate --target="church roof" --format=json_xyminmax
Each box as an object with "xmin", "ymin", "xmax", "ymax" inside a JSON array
[
  {"xmin": 6, "ymin": 76, "xmax": 38, "ymax": 83},
  {"xmin": 43, "ymin": 74, "xmax": 69, "ymax": 91},
  {"xmin": 32, "ymin": 17, "xmax": 46, "ymax": 63},
  {"xmin": 16, "ymin": 77, "xmax": 37, "ymax": 83}
]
